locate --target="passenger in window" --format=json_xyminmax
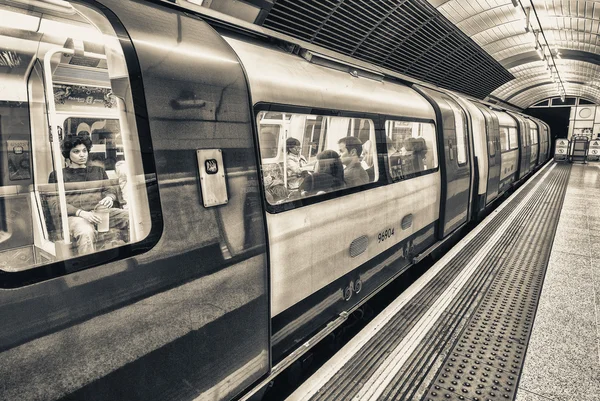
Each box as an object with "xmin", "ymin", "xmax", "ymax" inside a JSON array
[
  {"xmin": 406, "ymin": 137, "xmax": 428, "ymax": 172},
  {"xmin": 263, "ymin": 163, "xmax": 288, "ymax": 204},
  {"xmin": 338, "ymin": 136, "xmax": 369, "ymax": 187},
  {"xmin": 300, "ymin": 150, "xmax": 345, "ymax": 196},
  {"xmin": 48, "ymin": 133, "xmax": 129, "ymax": 255},
  {"xmin": 285, "ymin": 138, "xmax": 307, "ymax": 190}
]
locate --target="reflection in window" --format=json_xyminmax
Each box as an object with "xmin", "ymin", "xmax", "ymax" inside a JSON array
[
  {"xmin": 499, "ymin": 127, "xmax": 510, "ymax": 151},
  {"xmin": 0, "ymin": 3, "xmax": 153, "ymax": 273},
  {"xmin": 447, "ymin": 101, "xmax": 468, "ymax": 165},
  {"xmin": 487, "ymin": 139, "xmax": 496, "ymax": 157},
  {"xmin": 508, "ymin": 127, "xmax": 519, "ymax": 150},
  {"xmin": 257, "ymin": 111, "xmax": 378, "ymax": 205},
  {"xmin": 385, "ymin": 120, "xmax": 437, "ymax": 180},
  {"xmin": 530, "ymin": 128, "xmax": 538, "ymax": 145}
]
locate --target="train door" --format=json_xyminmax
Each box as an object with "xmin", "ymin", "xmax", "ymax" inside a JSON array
[
  {"xmin": 528, "ymin": 119, "xmax": 539, "ymax": 168},
  {"xmin": 415, "ymin": 86, "xmax": 471, "ymax": 238},
  {"xmin": 508, "ymin": 112, "xmax": 530, "ymax": 179},
  {"xmin": 475, "ymin": 105, "xmax": 501, "ymax": 204},
  {"xmin": 538, "ymin": 121, "xmax": 549, "ymax": 163}
]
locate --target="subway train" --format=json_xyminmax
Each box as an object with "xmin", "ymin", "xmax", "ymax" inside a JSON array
[{"xmin": 0, "ymin": 1, "xmax": 551, "ymax": 401}]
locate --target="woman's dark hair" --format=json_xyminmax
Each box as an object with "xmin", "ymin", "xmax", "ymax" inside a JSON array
[
  {"xmin": 61, "ymin": 132, "xmax": 93, "ymax": 159},
  {"xmin": 317, "ymin": 150, "xmax": 344, "ymax": 184},
  {"xmin": 286, "ymin": 137, "xmax": 301, "ymax": 153}
]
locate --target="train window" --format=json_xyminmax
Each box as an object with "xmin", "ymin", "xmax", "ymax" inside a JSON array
[
  {"xmin": 257, "ymin": 111, "xmax": 378, "ymax": 204},
  {"xmin": 530, "ymin": 128, "xmax": 538, "ymax": 145},
  {"xmin": 499, "ymin": 127, "xmax": 510, "ymax": 152},
  {"xmin": 385, "ymin": 120, "xmax": 438, "ymax": 180},
  {"xmin": 0, "ymin": 3, "xmax": 156, "ymax": 275},
  {"xmin": 487, "ymin": 138, "xmax": 496, "ymax": 157},
  {"xmin": 508, "ymin": 127, "xmax": 519, "ymax": 150},
  {"xmin": 259, "ymin": 124, "xmax": 281, "ymax": 160},
  {"xmin": 447, "ymin": 101, "xmax": 468, "ymax": 165}
]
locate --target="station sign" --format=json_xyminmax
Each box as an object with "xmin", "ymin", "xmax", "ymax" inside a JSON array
[
  {"xmin": 589, "ymin": 139, "xmax": 600, "ymax": 161},
  {"xmin": 554, "ymin": 139, "xmax": 569, "ymax": 161}
]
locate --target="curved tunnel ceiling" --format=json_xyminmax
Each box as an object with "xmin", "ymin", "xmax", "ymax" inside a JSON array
[{"xmin": 429, "ymin": 0, "xmax": 600, "ymax": 108}]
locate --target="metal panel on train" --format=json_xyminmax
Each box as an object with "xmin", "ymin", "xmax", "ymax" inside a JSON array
[{"xmin": 0, "ymin": 1, "xmax": 269, "ymax": 401}]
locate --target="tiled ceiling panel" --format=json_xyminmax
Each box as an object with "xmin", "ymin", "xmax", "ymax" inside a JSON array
[{"xmin": 262, "ymin": 0, "xmax": 514, "ymax": 99}]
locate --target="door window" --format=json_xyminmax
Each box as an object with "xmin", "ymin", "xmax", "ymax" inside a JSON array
[{"xmin": 384, "ymin": 120, "xmax": 438, "ymax": 180}]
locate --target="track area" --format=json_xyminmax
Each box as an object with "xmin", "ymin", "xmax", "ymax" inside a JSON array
[{"xmin": 286, "ymin": 161, "xmax": 571, "ymax": 401}]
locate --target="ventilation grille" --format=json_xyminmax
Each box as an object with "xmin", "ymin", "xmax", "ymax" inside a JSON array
[
  {"xmin": 263, "ymin": 0, "xmax": 513, "ymax": 99},
  {"xmin": 349, "ymin": 235, "xmax": 368, "ymax": 258}
]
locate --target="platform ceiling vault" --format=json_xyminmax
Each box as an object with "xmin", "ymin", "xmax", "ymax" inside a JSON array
[
  {"xmin": 429, "ymin": 0, "xmax": 600, "ymax": 108},
  {"xmin": 254, "ymin": 0, "xmax": 600, "ymax": 109}
]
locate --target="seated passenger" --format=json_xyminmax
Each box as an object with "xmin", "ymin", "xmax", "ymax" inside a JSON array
[
  {"xmin": 338, "ymin": 136, "xmax": 369, "ymax": 187},
  {"xmin": 48, "ymin": 133, "xmax": 129, "ymax": 255},
  {"xmin": 405, "ymin": 137, "xmax": 428, "ymax": 172},
  {"xmin": 263, "ymin": 163, "xmax": 289, "ymax": 203},
  {"xmin": 285, "ymin": 138, "xmax": 307, "ymax": 190},
  {"xmin": 300, "ymin": 150, "xmax": 345, "ymax": 196}
]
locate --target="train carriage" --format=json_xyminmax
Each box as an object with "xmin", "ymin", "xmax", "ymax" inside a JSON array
[{"xmin": 0, "ymin": 1, "xmax": 552, "ymax": 401}]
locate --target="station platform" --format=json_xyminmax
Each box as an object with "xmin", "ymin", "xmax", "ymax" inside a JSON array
[{"xmin": 285, "ymin": 161, "xmax": 600, "ymax": 401}]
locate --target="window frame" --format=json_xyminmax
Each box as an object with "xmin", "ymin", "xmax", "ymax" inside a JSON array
[
  {"xmin": 254, "ymin": 103, "xmax": 438, "ymax": 214},
  {"xmin": 446, "ymin": 100, "xmax": 469, "ymax": 166},
  {"xmin": 383, "ymin": 118, "xmax": 439, "ymax": 182},
  {"xmin": 508, "ymin": 127, "xmax": 519, "ymax": 150},
  {"xmin": 530, "ymin": 127, "xmax": 538, "ymax": 145},
  {"xmin": 0, "ymin": 3, "xmax": 163, "ymax": 288},
  {"xmin": 499, "ymin": 126, "xmax": 510, "ymax": 152}
]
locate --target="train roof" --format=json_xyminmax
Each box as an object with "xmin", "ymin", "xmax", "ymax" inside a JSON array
[{"xmin": 224, "ymin": 35, "xmax": 436, "ymax": 120}]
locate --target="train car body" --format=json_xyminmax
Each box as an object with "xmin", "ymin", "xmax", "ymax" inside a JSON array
[
  {"xmin": 0, "ymin": 1, "xmax": 269, "ymax": 400},
  {"xmin": 0, "ymin": 1, "xmax": 552, "ymax": 401}
]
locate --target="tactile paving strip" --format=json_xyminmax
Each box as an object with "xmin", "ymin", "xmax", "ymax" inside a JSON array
[
  {"xmin": 422, "ymin": 164, "xmax": 571, "ymax": 401},
  {"xmin": 308, "ymin": 165, "xmax": 559, "ymax": 401},
  {"xmin": 303, "ymin": 163, "xmax": 570, "ymax": 401}
]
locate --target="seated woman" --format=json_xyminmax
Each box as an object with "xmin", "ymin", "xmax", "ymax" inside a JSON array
[
  {"xmin": 263, "ymin": 163, "xmax": 289, "ymax": 204},
  {"xmin": 48, "ymin": 133, "xmax": 129, "ymax": 255},
  {"xmin": 300, "ymin": 150, "xmax": 345, "ymax": 196}
]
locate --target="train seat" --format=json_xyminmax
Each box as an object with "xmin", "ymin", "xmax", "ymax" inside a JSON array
[{"xmin": 37, "ymin": 179, "xmax": 128, "ymax": 252}]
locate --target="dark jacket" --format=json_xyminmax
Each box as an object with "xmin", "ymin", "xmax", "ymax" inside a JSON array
[
  {"xmin": 48, "ymin": 166, "xmax": 117, "ymax": 216},
  {"xmin": 343, "ymin": 160, "xmax": 369, "ymax": 187},
  {"xmin": 300, "ymin": 172, "xmax": 345, "ymax": 195}
]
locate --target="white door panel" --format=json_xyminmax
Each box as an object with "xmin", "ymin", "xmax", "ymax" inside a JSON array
[{"xmin": 268, "ymin": 172, "xmax": 440, "ymax": 316}]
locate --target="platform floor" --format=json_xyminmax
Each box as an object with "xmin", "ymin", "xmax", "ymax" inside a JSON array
[
  {"xmin": 285, "ymin": 161, "xmax": 600, "ymax": 401},
  {"xmin": 515, "ymin": 162, "xmax": 600, "ymax": 401}
]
